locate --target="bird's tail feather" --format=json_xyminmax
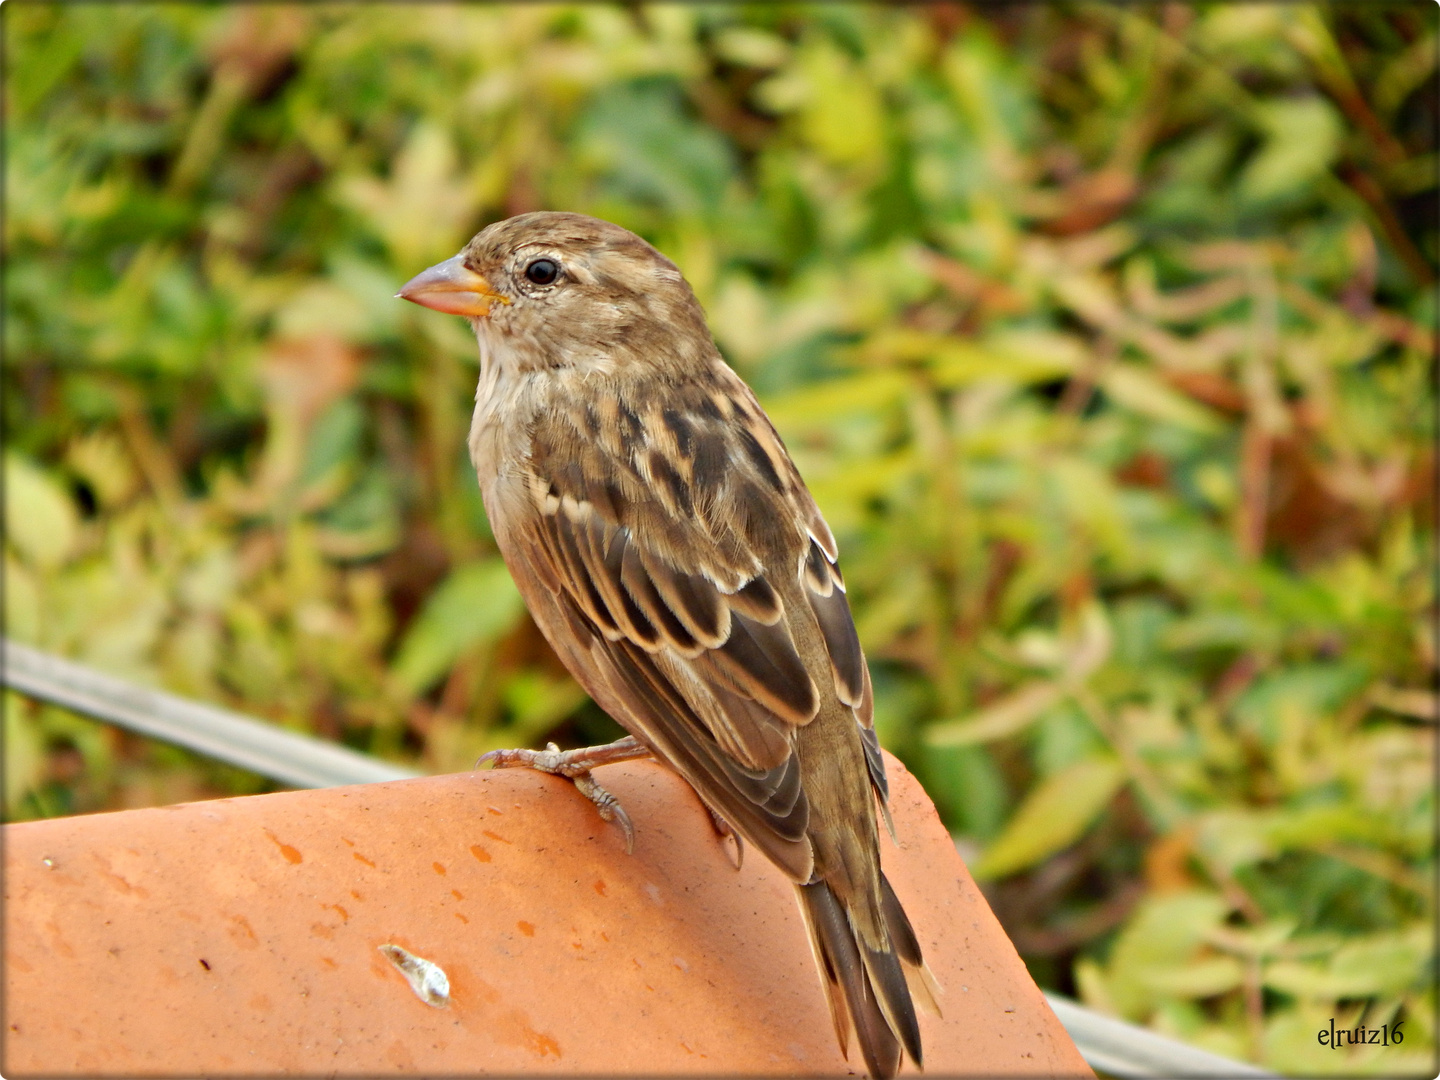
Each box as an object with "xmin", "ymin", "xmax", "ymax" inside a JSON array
[
  {"xmin": 799, "ymin": 873, "xmax": 938, "ymax": 1079},
  {"xmin": 879, "ymin": 872, "xmax": 944, "ymax": 1019}
]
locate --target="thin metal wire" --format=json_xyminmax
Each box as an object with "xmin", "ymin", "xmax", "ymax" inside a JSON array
[
  {"xmin": 3, "ymin": 638, "xmax": 1277, "ymax": 1078},
  {"xmin": 2, "ymin": 638, "xmax": 419, "ymax": 789}
]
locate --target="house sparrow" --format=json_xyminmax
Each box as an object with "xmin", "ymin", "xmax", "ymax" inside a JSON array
[{"xmin": 399, "ymin": 212, "xmax": 939, "ymax": 1078}]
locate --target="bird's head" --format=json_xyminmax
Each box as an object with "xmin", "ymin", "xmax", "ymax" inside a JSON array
[{"xmin": 397, "ymin": 212, "xmax": 712, "ymax": 374}]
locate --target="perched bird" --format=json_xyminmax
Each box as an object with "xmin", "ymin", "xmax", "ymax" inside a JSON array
[{"xmin": 399, "ymin": 212, "xmax": 940, "ymax": 1078}]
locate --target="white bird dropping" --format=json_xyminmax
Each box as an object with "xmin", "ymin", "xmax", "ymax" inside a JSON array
[{"xmin": 379, "ymin": 944, "xmax": 451, "ymax": 1008}]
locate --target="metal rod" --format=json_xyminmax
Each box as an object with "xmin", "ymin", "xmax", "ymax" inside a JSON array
[
  {"xmin": 1044, "ymin": 993, "xmax": 1277, "ymax": 1078},
  {"xmin": 2, "ymin": 638, "xmax": 419, "ymax": 790},
  {"xmin": 3, "ymin": 639, "xmax": 1276, "ymax": 1078}
]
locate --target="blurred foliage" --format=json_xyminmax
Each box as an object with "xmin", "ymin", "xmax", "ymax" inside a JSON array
[{"xmin": 4, "ymin": 3, "xmax": 1436, "ymax": 1071}]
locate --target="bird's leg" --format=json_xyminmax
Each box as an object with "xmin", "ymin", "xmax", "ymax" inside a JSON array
[{"xmin": 479, "ymin": 736, "xmax": 652, "ymax": 853}]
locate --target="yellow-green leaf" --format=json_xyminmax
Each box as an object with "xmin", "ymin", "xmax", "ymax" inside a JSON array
[
  {"xmin": 972, "ymin": 755, "xmax": 1126, "ymax": 879},
  {"xmin": 1140, "ymin": 956, "xmax": 1245, "ymax": 999},
  {"xmin": 391, "ymin": 560, "xmax": 524, "ymax": 697},
  {"xmin": 925, "ymin": 679, "xmax": 1067, "ymax": 747},
  {"xmin": 4, "ymin": 454, "xmax": 78, "ymax": 571},
  {"xmin": 1101, "ymin": 364, "xmax": 1225, "ymax": 434},
  {"xmin": 5, "ymin": 694, "xmax": 46, "ymax": 816},
  {"xmin": 1265, "ymin": 930, "xmax": 1429, "ymax": 999}
]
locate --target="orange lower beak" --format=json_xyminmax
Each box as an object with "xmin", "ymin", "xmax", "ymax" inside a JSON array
[{"xmin": 396, "ymin": 255, "xmax": 506, "ymax": 317}]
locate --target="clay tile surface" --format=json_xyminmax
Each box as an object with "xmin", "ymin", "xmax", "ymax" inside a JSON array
[{"xmin": 4, "ymin": 751, "xmax": 1090, "ymax": 1077}]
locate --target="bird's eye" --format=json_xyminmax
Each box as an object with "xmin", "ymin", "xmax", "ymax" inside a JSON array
[{"xmin": 524, "ymin": 258, "xmax": 560, "ymax": 286}]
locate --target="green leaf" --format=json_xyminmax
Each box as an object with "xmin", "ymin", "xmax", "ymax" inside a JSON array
[
  {"xmin": 1101, "ymin": 364, "xmax": 1225, "ymax": 434},
  {"xmin": 1102, "ymin": 891, "xmax": 1232, "ymax": 1019},
  {"xmin": 862, "ymin": 329, "xmax": 1079, "ymax": 387},
  {"xmin": 1265, "ymin": 930, "xmax": 1428, "ymax": 999},
  {"xmin": 930, "ymin": 338, "xmax": 1077, "ymax": 387},
  {"xmin": 4, "ymin": 694, "xmax": 46, "ymax": 816},
  {"xmin": 1048, "ymin": 458, "xmax": 1129, "ymax": 560},
  {"xmin": 314, "ymin": 464, "xmax": 400, "ymax": 560},
  {"xmin": 764, "ymin": 369, "xmax": 909, "ymax": 428},
  {"xmin": 500, "ymin": 672, "xmax": 589, "ymax": 743},
  {"xmin": 1264, "ymin": 804, "xmax": 1403, "ymax": 852},
  {"xmin": 333, "ymin": 121, "xmax": 475, "ymax": 267},
  {"xmin": 297, "ymin": 397, "xmax": 364, "ymax": 508},
  {"xmin": 1162, "ymin": 611, "xmax": 1268, "ymax": 652},
  {"xmin": 577, "ymin": 80, "xmax": 738, "ymax": 218},
  {"xmin": 1140, "ymin": 956, "xmax": 1245, "ymax": 999},
  {"xmin": 1232, "ymin": 662, "xmax": 1370, "ymax": 747},
  {"xmin": 4, "ymin": 453, "xmax": 78, "ymax": 571},
  {"xmin": 926, "ymin": 679, "xmax": 1067, "ymax": 748},
  {"xmin": 1195, "ymin": 809, "xmax": 1275, "ymax": 873},
  {"xmin": 4, "ymin": 556, "xmax": 41, "ymax": 643},
  {"xmin": 928, "ymin": 602, "xmax": 1112, "ymax": 748},
  {"xmin": 1240, "ymin": 97, "xmax": 1343, "ymax": 203},
  {"xmin": 922, "ymin": 743, "xmax": 1009, "ymax": 841},
  {"xmin": 971, "ymin": 754, "xmax": 1125, "ymax": 878},
  {"xmin": 793, "ymin": 39, "xmax": 886, "ymax": 168},
  {"xmin": 390, "ymin": 560, "xmax": 524, "ymax": 697},
  {"xmin": 1033, "ymin": 699, "xmax": 1107, "ymax": 776}
]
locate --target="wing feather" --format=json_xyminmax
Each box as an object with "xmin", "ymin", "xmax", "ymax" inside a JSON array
[
  {"xmin": 708, "ymin": 612, "xmax": 818, "ymax": 723},
  {"xmin": 728, "ymin": 576, "xmax": 784, "ymax": 624},
  {"xmin": 602, "ymin": 634, "xmax": 813, "ymax": 873},
  {"xmin": 577, "ymin": 515, "xmax": 662, "ymax": 648},
  {"xmin": 638, "ymin": 545, "xmax": 730, "ymax": 647},
  {"xmin": 619, "ymin": 534, "xmax": 703, "ymax": 657},
  {"xmin": 547, "ymin": 506, "xmax": 621, "ymax": 638}
]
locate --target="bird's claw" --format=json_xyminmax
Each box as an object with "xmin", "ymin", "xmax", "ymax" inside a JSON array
[
  {"xmin": 573, "ymin": 772, "xmax": 636, "ymax": 854},
  {"xmin": 479, "ymin": 741, "xmax": 569, "ymax": 774},
  {"xmin": 477, "ymin": 738, "xmax": 647, "ymax": 853},
  {"xmin": 706, "ymin": 806, "xmax": 744, "ymax": 870}
]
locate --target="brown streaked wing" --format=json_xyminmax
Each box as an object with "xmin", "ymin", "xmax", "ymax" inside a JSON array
[
  {"xmin": 637, "ymin": 544, "xmax": 730, "ymax": 647},
  {"xmin": 520, "ymin": 568, "xmax": 813, "ymax": 879},
  {"xmin": 807, "ymin": 574, "xmax": 865, "ymax": 705},
  {"xmin": 513, "ymin": 400, "xmax": 828, "ymax": 875},
  {"xmin": 591, "ymin": 620, "xmax": 813, "ymax": 878},
  {"xmin": 708, "ymin": 611, "xmax": 819, "ymax": 723},
  {"xmin": 619, "ymin": 534, "xmax": 703, "ymax": 658},
  {"xmin": 798, "ymin": 532, "xmax": 887, "ymax": 808},
  {"xmin": 572, "ymin": 513, "xmax": 662, "ymax": 649}
]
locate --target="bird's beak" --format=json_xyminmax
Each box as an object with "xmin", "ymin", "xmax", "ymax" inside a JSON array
[{"xmin": 396, "ymin": 255, "xmax": 507, "ymax": 317}]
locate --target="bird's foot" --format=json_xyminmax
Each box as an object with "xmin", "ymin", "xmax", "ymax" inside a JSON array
[
  {"xmin": 478, "ymin": 736, "xmax": 652, "ymax": 854},
  {"xmin": 705, "ymin": 806, "xmax": 744, "ymax": 870}
]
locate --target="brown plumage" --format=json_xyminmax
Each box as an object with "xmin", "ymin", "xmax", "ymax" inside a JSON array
[{"xmin": 399, "ymin": 211, "xmax": 940, "ymax": 1078}]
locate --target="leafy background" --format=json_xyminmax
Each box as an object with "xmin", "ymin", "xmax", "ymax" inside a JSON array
[{"xmin": 4, "ymin": 3, "xmax": 1435, "ymax": 1072}]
